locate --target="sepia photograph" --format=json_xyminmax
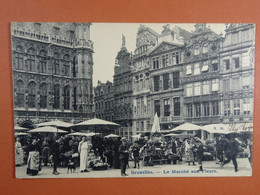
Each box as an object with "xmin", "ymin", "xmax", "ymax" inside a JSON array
[{"xmin": 11, "ymin": 22, "xmax": 255, "ymax": 178}]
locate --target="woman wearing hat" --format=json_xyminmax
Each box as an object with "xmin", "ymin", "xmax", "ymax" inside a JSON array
[
  {"xmin": 78, "ymin": 136, "xmax": 90, "ymax": 173},
  {"xmin": 119, "ymin": 137, "xmax": 129, "ymax": 176}
]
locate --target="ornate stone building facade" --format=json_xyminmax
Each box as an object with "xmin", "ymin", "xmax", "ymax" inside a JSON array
[
  {"xmin": 132, "ymin": 25, "xmax": 159, "ymax": 135},
  {"xmin": 12, "ymin": 22, "xmax": 94, "ymax": 128},
  {"xmin": 94, "ymin": 80, "xmax": 114, "ymax": 122},
  {"xmin": 113, "ymin": 37, "xmax": 133, "ymax": 138}
]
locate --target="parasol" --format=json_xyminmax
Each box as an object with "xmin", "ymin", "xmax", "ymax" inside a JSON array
[
  {"xmin": 202, "ymin": 123, "xmax": 230, "ymax": 134},
  {"xmin": 14, "ymin": 126, "xmax": 28, "ymax": 132},
  {"xmin": 70, "ymin": 118, "xmax": 120, "ymax": 132},
  {"xmin": 67, "ymin": 132, "xmax": 100, "ymax": 137},
  {"xmin": 28, "ymin": 126, "xmax": 68, "ymax": 133},
  {"xmin": 151, "ymin": 113, "xmax": 160, "ymax": 133},
  {"xmin": 170, "ymin": 122, "xmax": 202, "ymax": 132},
  {"xmin": 104, "ymin": 134, "xmax": 120, "ymax": 138},
  {"xmin": 15, "ymin": 132, "xmax": 28, "ymax": 136},
  {"xmin": 36, "ymin": 120, "xmax": 72, "ymax": 128}
]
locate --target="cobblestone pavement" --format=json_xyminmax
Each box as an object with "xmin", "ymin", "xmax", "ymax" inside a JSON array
[{"xmin": 16, "ymin": 158, "xmax": 251, "ymax": 179}]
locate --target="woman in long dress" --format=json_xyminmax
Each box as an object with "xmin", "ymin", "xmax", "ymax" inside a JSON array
[
  {"xmin": 26, "ymin": 139, "xmax": 41, "ymax": 176},
  {"xmin": 15, "ymin": 137, "xmax": 24, "ymax": 166},
  {"xmin": 185, "ymin": 139, "xmax": 195, "ymax": 165},
  {"xmin": 78, "ymin": 136, "xmax": 90, "ymax": 173}
]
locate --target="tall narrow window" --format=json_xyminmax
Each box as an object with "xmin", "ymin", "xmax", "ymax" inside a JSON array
[
  {"xmin": 154, "ymin": 100, "xmax": 160, "ymax": 117},
  {"xmin": 187, "ymin": 104, "xmax": 193, "ymax": 117},
  {"xmin": 194, "ymin": 63, "xmax": 200, "ymax": 75},
  {"xmin": 14, "ymin": 46, "xmax": 24, "ymax": 70},
  {"xmin": 164, "ymin": 99, "xmax": 170, "ymax": 116},
  {"xmin": 194, "ymin": 46, "xmax": 200, "ymax": 55},
  {"xmin": 195, "ymin": 103, "xmax": 201, "ymax": 117},
  {"xmin": 202, "ymin": 81, "xmax": 210, "ymax": 94},
  {"xmin": 63, "ymin": 86, "xmax": 70, "ymax": 110},
  {"xmin": 224, "ymin": 100, "xmax": 231, "ymax": 116},
  {"xmin": 154, "ymin": 75, "xmax": 160, "ymax": 92},
  {"xmin": 63, "ymin": 55, "xmax": 70, "ymax": 76},
  {"xmin": 153, "ymin": 57, "xmax": 159, "ymax": 69},
  {"xmin": 203, "ymin": 102, "xmax": 210, "ymax": 116},
  {"xmin": 172, "ymin": 52, "xmax": 180, "ymax": 65},
  {"xmin": 233, "ymin": 57, "xmax": 240, "ymax": 68},
  {"xmin": 16, "ymin": 80, "xmax": 24, "ymax": 107},
  {"xmin": 186, "ymin": 84, "xmax": 193, "ymax": 96},
  {"xmin": 212, "ymin": 79, "xmax": 219, "ymax": 92},
  {"xmin": 212, "ymin": 101, "xmax": 219, "ymax": 116},
  {"xmin": 162, "ymin": 55, "xmax": 166, "ymax": 67},
  {"xmin": 73, "ymin": 56, "xmax": 76, "ymax": 77},
  {"xmin": 224, "ymin": 59, "xmax": 230, "ymax": 70},
  {"xmin": 73, "ymin": 87, "xmax": 77, "ymax": 110},
  {"xmin": 202, "ymin": 44, "xmax": 208, "ymax": 53},
  {"xmin": 186, "ymin": 65, "xmax": 192, "ymax": 75},
  {"xmin": 243, "ymin": 98, "xmax": 251, "ymax": 115},
  {"xmin": 202, "ymin": 61, "xmax": 209, "ymax": 72},
  {"xmin": 173, "ymin": 97, "xmax": 180, "ymax": 116},
  {"xmin": 39, "ymin": 83, "xmax": 47, "ymax": 108},
  {"xmin": 54, "ymin": 84, "xmax": 60, "ymax": 109},
  {"xmin": 39, "ymin": 50, "xmax": 47, "ymax": 73},
  {"xmin": 163, "ymin": 74, "xmax": 169, "ymax": 90},
  {"xmin": 28, "ymin": 82, "xmax": 36, "ymax": 108},
  {"xmin": 173, "ymin": 71, "xmax": 180, "ymax": 88},
  {"xmin": 242, "ymin": 76, "xmax": 250, "ymax": 89},
  {"xmin": 194, "ymin": 82, "xmax": 201, "ymax": 96},
  {"xmin": 233, "ymin": 99, "xmax": 240, "ymax": 115},
  {"xmin": 232, "ymin": 78, "xmax": 240, "ymax": 91},
  {"xmin": 54, "ymin": 53, "xmax": 60, "ymax": 75},
  {"xmin": 223, "ymin": 79, "xmax": 230, "ymax": 93},
  {"xmin": 27, "ymin": 48, "xmax": 36, "ymax": 72}
]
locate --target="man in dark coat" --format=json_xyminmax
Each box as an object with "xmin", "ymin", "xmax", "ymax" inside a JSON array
[
  {"xmin": 51, "ymin": 137, "xmax": 60, "ymax": 175},
  {"xmin": 195, "ymin": 140, "xmax": 204, "ymax": 172},
  {"xmin": 131, "ymin": 142, "xmax": 140, "ymax": 169},
  {"xmin": 118, "ymin": 137, "xmax": 129, "ymax": 176},
  {"xmin": 215, "ymin": 134, "xmax": 227, "ymax": 164},
  {"xmin": 222, "ymin": 135, "xmax": 239, "ymax": 172}
]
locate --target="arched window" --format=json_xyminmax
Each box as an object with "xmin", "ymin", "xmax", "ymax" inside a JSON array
[
  {"xmin": 16, "ymin": 80, "xmax": 24, "ymax": 107},
  {"xmin": 14, "ymin": 46, "xmax": 24, "ymax": 70},
  {"xmin": 54, "ymin": 53, "xmax": 60, "ymax": 75},
  {"xmin": 39, "ymin": 50, "xmax": 47, "ymax": 73},
  {"xmin": 63, "ymin": 85, "xmax": 70, "ymax": 110},
  {"xmin": 39, "ymin": 83, "xmax": 47, "ymax": 108},
  {"xmin": 53, "ymin": 84, "xmax": 60, "ymax": 109},
  {"xmin": 202, "ymin": 43, "xmax": 208, "ymax": 53},
  {"xmin": 194, "ymin": 45, "xmax": 200, "ymax": 55},
  {"xmin": 27, "ymin": 81, "xmax": 37, "ymax": 108},
  {"xmin": 63, "ymin": 55, "xmax": 70, "ymax": 76},
  {"xmin": 27, "ymin": 48, "xmax": 36, "ymax": 72}
]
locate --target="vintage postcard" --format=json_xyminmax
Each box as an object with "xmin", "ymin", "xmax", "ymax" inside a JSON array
[{"xmin": 12, "ymin": 22, "xmax": 254, "ymax": 178}]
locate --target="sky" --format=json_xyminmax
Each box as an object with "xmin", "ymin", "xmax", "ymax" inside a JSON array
[{"xmin": 91, "ymin": 23, "xmax": 226, "ymax": 86}]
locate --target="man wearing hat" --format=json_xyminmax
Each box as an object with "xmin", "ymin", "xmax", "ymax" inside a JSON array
[{"xmin": 119, "ymin": 137, "xmax": 129, "ymax": 176}]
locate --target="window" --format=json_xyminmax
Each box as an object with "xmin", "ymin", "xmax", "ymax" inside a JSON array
[
  {"xmin": 136, "ymin": 121, "xmax": 139, "ymax": 132},
  {"xmin": 63, "ymin": 86, "xmax": 70, "ymax": 110},
  {"xmin": 224, "ymin": 59, "xmax": 230, "ymax": 70},
  {"xmin": 52, "ymin": 27, "xmax": 60, "ymax": 36},
  {"xmin": 162, "ymin": 55, "xmax": 168, "ymax": 67},
  {"xmin": 233, "ymin": 99, "xmax": 240, "ymax": 115},
  {"xmin": 224, "ymin": 100, "xmax": 231, "ymax": 116},
  {"xmin": 223, "ymin": 79, "xmax": 230, "ymax": 92},
  {"xmin": 242, "ymin": 76, "xmax": 250, "ymax": 89},
  {"xmin": 53, "ymin": 84, "xmax": 60, "ymax": 109},
  {"xmin": 173, "ymin": 71, "xmax": 180, "ymax": 88},
  {"xmin": 194, "ymin": 63, "xmax": 200, "ymax": 75},
  {"xmin": 27, "ymin": 48, "xmax": 36, "ymax": 72},
  {"xmin": 154, "ymin": 100, "xmax": 160, "ymax": 117},
  {"xmin": 194, "ymin": 46, "xmax": 200, "ymax": 55},
  {"xmin": 63, "ymin": 55, "xmax": 70, "ymax": 76},
  {"xmin": 16, "ymin": 80, "xmax": 24, "ymax": 107},
  {"xmin": 164, "ymin": 99, "xmax": 170, "ymax": 116},
  {"xmin": 212, "ymin": 79, "xmax": 219, "ymax": 92},
  {"xmin": 186, "ymin": 84, "xmax": 193, "ymax": 96},
  {"xmin": 54, "ymin": 53, "xmax": 60, "ymax": 75},
  {"xmin": 73, "ymin": 87, "xmax": 77, "ymax": 111},
  {"xmin": 243, "ymin": 98, "xmax": 251, "ymax": 115},
  {"xmin": 187, "ymin": 104, "xmax": 193, "ymax": 117},
  {"xmin": 203, "ymin": 102, "xmax": 210, "ymax": 116},
  {"xmin": 212, "ymin": 62, "xmax": 218, "ymax": 71},
  {"xmin": 212, "ymin": 101, "xmax": 219, "ymax": 116},
  {"xmin": 202, "ymin": 44, "xmax": 208, "ymax": 53},
  {"xmin": 202, "ymin": 81, "xmax": 210, "ymax": 94},
  {"xmin": 39, "ymin": 50, "xmax": 47, "ymax": 73},
  {"xmin": 34, "ymin": 23, "xmax": 41, "ymax": 31},
  {"xmin": 28, "ymin": 82, "xmax": 36, "ymax": 108},
  {"xmin": 195, "ymin": 103, "xmax": 201, "ymax": 117},
  {"xmin": 172, "ymin": 52, "xmax": 180, "ymax": 65},
  {"xmin": 202, "ymin": 61, "xmax": 209, "ymax": 72},
  {"xmin": 186, "ymin": 65, "xmax": 192, "ymax": 75},
  {"xmin": 173, "ymin": 97, "xmax": 180, "ymax": 116},
  {"xmin": 154, "ymin": 75, "xmax": 160, "ymax": 92},
  {"xmin": 153, "ymin": 57, "xmax": 159, "ymax": 69},
  {"xmin": 233, "ymin": 57, "xmax": 240, "ymax": 68},
  {"xmin": 14, "ymin": 46, "xmax": 24, "ymax": 70},
  {"xmin": 232, "ymin": 78, "xmax": 240, "ymax": 91},
  {"xmin": 163, "ymin": 74, "xmax": 169, "ymax": 90},
  {"xmin": 39, "ymin": 83, "xmax": 47, "ymax": 108},
  {"xmin": 194, "ymin": 82, "xmax": 201, "ymax": 96}
]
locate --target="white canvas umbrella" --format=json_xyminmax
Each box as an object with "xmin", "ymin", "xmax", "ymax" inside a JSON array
[
  {"xmin": 70, "ymin": 118, "xmax": 120, "ymax": 132},
  {"xmin": 67, "ymin": 132, "xmax": 100, "ymax": 137},
  {"xmin": 104, "ymin": 134, "xmax": 120, "ymax": 138},
  {"xmin": 28, "ymin": 126, "xmax": 68, "ymax": 133},
  {"xmin": 170, "ymin": 122, "xmax": 202, "ymax": 132},
  {"xmin": 202, "ymin": 123, "xmax": 230, "ymax": 134},
  {"xmin": 151, "ymin": 113, "xmax": 160, "ymax": 133},
  {"xmin": 15, "ymin": 132, "xmax": 28, "ymax": 136},
  {"xmin": 36, "ymin": 120, "xmax": 72, "ymax": 128},
  {"xmin": 14, "ymin": 126, "xmax": 28, "ymax": 131}
]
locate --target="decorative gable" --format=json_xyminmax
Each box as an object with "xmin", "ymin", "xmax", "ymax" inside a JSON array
[{"xmin": 149, "ymin": 42, "xmax": 180, "ymax": 56}]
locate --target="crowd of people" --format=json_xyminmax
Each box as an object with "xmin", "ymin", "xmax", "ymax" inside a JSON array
[{"xmin": 15, "ymin": 132, "xmax": 252, "ymax": 176}]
